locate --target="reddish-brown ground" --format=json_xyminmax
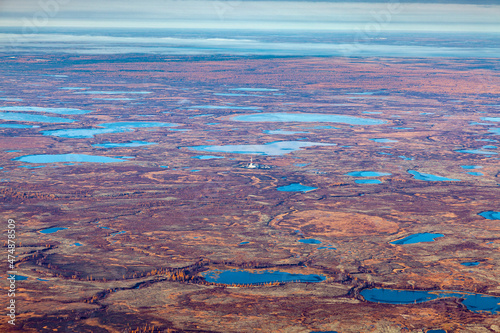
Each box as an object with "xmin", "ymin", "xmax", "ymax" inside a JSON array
[{"xmin": 1, "ymin": 54, "xmax": 499, "ymax": 332}]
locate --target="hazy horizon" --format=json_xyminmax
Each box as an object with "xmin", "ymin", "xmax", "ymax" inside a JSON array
[{"xmin": 1, "ymin": 1, "xmax": 499, "ymax": 32}]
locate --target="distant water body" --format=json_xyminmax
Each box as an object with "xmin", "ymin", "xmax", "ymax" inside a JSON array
[{"xmin": 1, "ymin": 29, "xmax": 499, "ymax": 58}]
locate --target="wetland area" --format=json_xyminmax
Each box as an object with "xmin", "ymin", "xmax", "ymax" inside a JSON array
[{"xmin": 1, "ymin": 47, "xmax": 500, "ymax": 332}]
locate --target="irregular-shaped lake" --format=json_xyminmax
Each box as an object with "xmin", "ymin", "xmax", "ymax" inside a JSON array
[
  {"xmin": 478, "ymin": 211, "xmax": 500, "ymax": 220},
  {"xmin": 187, "ymin": 105, "xmax": 262, "ymax": 110},
  {"xmin": 229, "ymin": 88, "xmax": 279, "ymax": 92},
  {"xmin": 461, "ymin": 165, "xmax": 482, "ymax": 170},
  {"xmin": 456, "ymin": 149, "xmax": 497, "ymax": 155},
  {"xmin": 408, "ymin": 170, "xmax": 460, "ymax": 181},
  {"xmin": 92, "ymin": 141, "xmax": 158, "ymax": 148},
  {"xmin": 201, "ymin": 269, "xmax": 326, "ymax": 285},
  {"xmin": 187, "ymin": 141, "xmax": 335, "ymax": 156},
  {"xmin": 39, "ymin": 227, "xmax": 68, "ymax": 234},
  {"xmin": 0, "ymin": 112, "xmax": 75, "ymax": 123},
  {"xmin": 0, "ymin": 106, "xmax": 91, "ymax": 115},
  {"xmin": 299, "ymin": 239, "xmax": 322, "ymax": 244},
  {"xmin": 390, "ymin": 233, "xmax": 444, "ymax": 245},
  {"xmin": 14, "ymin": 154, "xmax": 129, "ymax": 164},
  {"xmin": 42, "ymin": 122, "xmax": 179, "ymax": 138},
  {"xmin": 371, "ymin": 138, "xmax": 398, "ymax": 143},
  {"xmin": 0, "ymin": 124, "xmax": 39, "ymax": 128},
  {"xmin": 355, "ymin": 179, "xmax": 382, "ymax": 184},
  {"xmin": 74, "ymin": 91, "xmax": 151, "ymax": 95},
  {"xmin": 361, "ymin": 288, "xmax": 500, "ymax": 314},
  {"xmin": 345, "ymin": 171, "xmax": 391, "ymax": 177},
  {"xmin": 263, "ymin": 129, "xmax": 309, "ymax": 135},
  {"xmin": 277, "ymin": 183, "xmax": 317, "ymax": 192},
  {"xmin": 461, "ymin": 262, "xmax": 479, "ymax": 266},
  {"xmin": 232, "ymin": 113, "xmax": 386, "ymax": 125},
  {"xmin": 191, "ymin": 155, "xmax": 225, "ymax": 159}
]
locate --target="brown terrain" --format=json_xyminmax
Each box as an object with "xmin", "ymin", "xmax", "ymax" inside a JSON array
[{"xmin": 0, "ymin": 54, "xmax": 499, "ymax": 332}]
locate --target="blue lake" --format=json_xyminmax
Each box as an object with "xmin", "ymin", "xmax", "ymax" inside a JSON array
[
  {"xmin": 390, "ymin": 233, "xmax": 444, "ymax": 245},
  {"xmin": 39, "ymin": 227, "xmax": 68, "ymax": 234},
  {"xmin": 467, "ymin": 172, "xmax": 483, "ymax": 176},
  {"xmin": 72, "ymin": 242, "xmax": 83, "ymax": 246},
  {"xmin": 478, "ymin": 211, "xmax": 500, "ymax": 220},
  {"xmin": 461, "ymin": 262, "xmax": 479, "ymax": 266},
  {"xmin": 14, "ymin": 154, "xmax": 129, "ymax": 164},
  {"xmin": 456, "ymin": 149, "xmax": 497, "ymax": 155},
  {"xmin": 187, "ymin": 105, "xmax": 262, "ymax": 110},
  {"xmin": 476, "ymin": 139, "xmax": 498, "ymax": 142},
  {"xmin": 201, "ymin": 269, "xmax": 326, "ymax": 285},
  {"xmin": 355, "ymin": 179, "xmax": 382, "ymax": 184},
  {"xmin": 19, "ymin": 165, "xmax": 45, "ymax": 169},
  {"xmin": 0, "ymin": 98, "xmax": 23, "ymax": 101},
  {"xmin": 277, "ymin": 183, "xmax": 318, "ymax": 192},
  {"xmin": 408, "ymin": 170, "xmax": 460, "ymax": 182},
  {"xmin": 0, "ymin": 124, "xmax": 39, "ymax": 128},
  {"xmin": 481, "ymin": 117, "xmax": 500, "ymax": 122},
  {"xmin": 0, "ymin": 106, "xmax": 91, "ymax": 115},
  {"xmin": 398, "ymin": 155, "xmax": 413, "ymax": 160},
  {"xmin": 191, "ymin": 155, "xmax": 225, "ymax": 159},
  {"xmin": 93, "ymin": 141, "xmax": 158, "ymax": 148},
  {"xmin": 229, "ymin": 88, "xmax": 278, "ymax": 92},
  {"xmin": 306, "ymin": 125, "xmax": 339, "ymax": 129},
  {"xmin": 214, "ymin": 93, "xmax": 264, "ymax": 97},
  {"xmin": 345, "ymin": 171, "xmax": 391, "ymax": 177},
  {"xmin": 0, "ymin": 112, "xmax": 75, "ymax": 123},
  {"xmin": 299, "ymin": 239, "xmax": 322, "ymax": 244},
  {"xmin": 239, "ymin": 242, "xmax": 250, "ymax": 245},
  {"xmin": 489, "ymin": 128, "xmax": 500, "ymax": 135},
  {"xmin": 371, "ymin": 138, "xmax": 398, "ymax": 143},
  {"xmin": 361, "ymin": 288, "xmax": 500, "ymax": 314},
  {"xmin": 42, "ymin": 122, "xmax": 179, "ymax": 138},
  {"xmin": 232, "ymin": 113, "xmax": 386, "ymax": 125},
  {"xmin": 483, "ymin": 145, "xmax": 498, "ymax": 149},
  {"xmin": 93, "ymin": 97, "xmax": 136, "ymax": 101},
  {"xmin": 13, "ymin": 275, "xmax": 28, "ymax": 281},
  {"xmin": 263, "ymin": 129, "xmax": 309, "ymax": 135},
  {"xmin": 74, "ymin": 91, "xmax": 151, "ymax": 95},
  {"xmin": 461, "ymin": 165, "xmax": 482, "ymax": 170},
  {"xmin": 187, "ymin": 141, "xmax": 335, "ymax": 156}
]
